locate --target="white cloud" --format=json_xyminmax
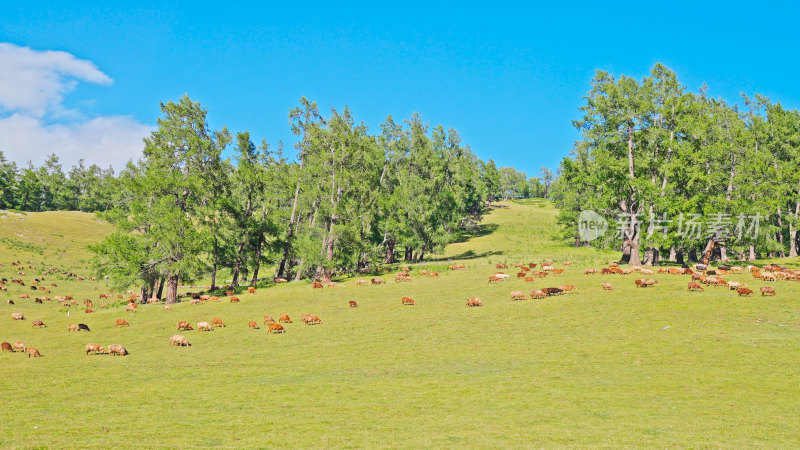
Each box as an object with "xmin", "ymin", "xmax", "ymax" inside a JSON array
[
  {"xmin": 0, "ymin": 113, "xmax": 150, "ymax": 170},
  {"xmin": 0, "ymin": 43, "xmax": 150, "ymax": 170},
  {"xmin": 0, "ymin": 43, "xmax": 112, "ymax": 117}
]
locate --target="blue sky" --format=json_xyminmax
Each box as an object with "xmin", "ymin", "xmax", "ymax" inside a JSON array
[{"xmin": 1, "ymin": 1, "xmax": 799, "ymax": 175}]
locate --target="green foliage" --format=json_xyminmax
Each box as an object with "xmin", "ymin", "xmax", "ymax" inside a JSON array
[{"xmin": 553, "ymin": 63, "xmax": 800, "ymax": 263}]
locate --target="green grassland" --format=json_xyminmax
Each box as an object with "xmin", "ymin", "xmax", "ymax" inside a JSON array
[{"xmin": 1, "ymin": 200, "xmax": 799, "ymax": 447}]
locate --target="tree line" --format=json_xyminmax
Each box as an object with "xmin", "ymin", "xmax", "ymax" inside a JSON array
[
  {"xmin": 0, "ymin": 153, "xmax": 117, "ymax": 212},
  {"xmin": 551, "ymin": 63, "xmax": 800, "ymax": 265},
  {"xmin": 89, "ymin": 95, "xmax": 541, "ymax": 302}
]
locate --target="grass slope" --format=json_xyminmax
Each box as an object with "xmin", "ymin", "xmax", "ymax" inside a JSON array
[{"xmin": 1, "ymin": 201, "xmax": 799, "ymax": 447}]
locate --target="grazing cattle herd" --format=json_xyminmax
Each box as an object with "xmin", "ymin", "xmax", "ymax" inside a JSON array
[{"xmin": 2, "ymin": 257, "xmax": 795, "ymax": 363}]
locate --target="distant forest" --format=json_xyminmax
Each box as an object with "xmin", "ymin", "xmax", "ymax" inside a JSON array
[{"xmin": 0, "ymin": 96, "xmax": 548, "ymax": 301}]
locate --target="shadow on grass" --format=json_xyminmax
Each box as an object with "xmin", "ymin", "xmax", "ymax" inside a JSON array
[
  {"xmin": 451, "ymin": 223, "xmax": 499, "ymax": 244},
  {"xmin": 429, "ymin": 249, "xmax": 504, "ymax": 262}
]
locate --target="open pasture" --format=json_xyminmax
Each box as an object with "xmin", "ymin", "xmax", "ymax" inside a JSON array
[{"xmin": 2, "ymin": 200, "xmax": 800, "ymax": 447}]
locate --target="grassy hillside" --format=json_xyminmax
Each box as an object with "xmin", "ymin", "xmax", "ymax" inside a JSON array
[{"xmin": 1, "ymin": 202, "xmax": 799, "ymax": 447}]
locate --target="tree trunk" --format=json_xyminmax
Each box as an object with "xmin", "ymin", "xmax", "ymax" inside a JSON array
[
  {"xmin": 777, "ymin": 206, "xmax": 786, "ymax": 257},
  {"xmin": 294, "ymin": 263, "xmax": 304, "ymax": 281},
  {"xmin": 231, "ymin": 240, "xmax": 247, "ymax": 288},
  {"xmin": 156, "ymin": 276, "xmax": 165, "ymax": 300},
  {"xmin": 140, "ymin": 285, "xmax": 149, "ymax": 301},
  {"xmin": 150, "ymin": 278, "xmax": 161, "ymax": 301},
  {"xmin": 385, "ymin": 237, "xmax": 395, "ymax": 264},
  {"xmin": 719, "ymin": 245, "xmax": 729, "ymax": 262},
  {"xmin": 676, "ymin": 247, "xmax": 686, "ymax": 267},
  {"xmin": 165, "ymin": 274, "xmax": 179, "ymax": 304},
  {"xmin": 791, "ymin": 199, "xmax": 800, "ymax": 258},
  {"xmin": 748, "ymin": 244, "xmax": 756, "ymax": 261},
  {"xmin": 251, "ymin": 235, "xmax": 263, "ymax": 286},
  {"xmin": 404, "ymin": 246, "xmax": 413, "ymax": 262},
  {"xmin": 210, "ymin": 236, "xmax": 218, "ymax": 291},
  {"xmin": 701, "ymin": 239, "xmax": 715, "ymax": 266},
  {"xmin": 688, "ymin": 248, "xmax": 697, "ymax": 262},
  {"xmin": 668, "ymin": 245, "xmax": 676, "ymax": 262},
  {"xmin": 620, "ymin": 239, "xmax": 631, "ymax": 264}
]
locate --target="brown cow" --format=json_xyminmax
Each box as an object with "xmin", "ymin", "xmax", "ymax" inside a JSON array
[
  {"xmin": 6, "ymin": 299, "xmax": 12, "ymax": 304},
  {"xmin": 27, "ymin": 348, "xmax": 41, "ymax": 358},
  {"xmin": 85, "ymin": 308, "xmax": 95, "ymax": 314},
  {"xmin": 495, "ymin": 263, "xmax": 508, "ymax": 269},
  {"xmin": 552, "ymin": 269, "xmax": 565, "ymax": 276},
  {"xmin": 32, "ymin": 320, "xmax": 46, "ymax": 328},
  {"xmin": 510, "ymin": 290, "xmax": 527, "ymax": 301},
  {"xmin": 737, "ymin": 288, "xmax": 754, "ymax": 297},
  {"xmin": 302, "ymin": 314, "xmax": 322, "ymax": 325},
  {"xmin": 108, "ymin": 344, "xmax": 128, "ymax": 356},
  {"xmin": 371, "ymin": 278, "xmax": 385, "ymax": 285},
  {"xmin": 401, "ymin": 297, "xmax": 415, "ymax": 305},
  {"xmin": 248, "ymin": 321, "xmax": 259, "ymax": 329},
  {"xmin": 86, "ymin": 344, "xmax": 103, "ymax": 356},
  {"xmin": 1, "ymin": 342, "xmax": 12, "ymax": 352},
  {"xmin": 544, "ymin": 287, "xmax": 563, "ymax": 296},
  {"xmin": 349, "ymin": 301, "xmax": 358, "ymax": 308},
  {"xmin": 529, "ymin": 289, "xmax": 546, "ymax": 299},
  {"xmin": 601, "ymin": 282, "xmax": 613, "ymax": 291},
  {"xmin": 279, "ymin": 314, "xmax": 292, "ymax": 323},
  {"xmin": 170, "ymin": 335, "xmax": 191, "ymax": 346},
  {"xmin": 584, "ymin": 268, "xmax": 597, "ymax": 275},
  {"xmin": 558, "ymin": 285, "xmax": 576, "ymax": 293},
  {"xmin": 267, "ymin": 323, "xmax": 285, "ymax": 334},
  {"xmin": 248, "ymin": 286, "xmax": 256, "ymax": 294},
  {"xmin": 688, "ymin": 282, "xmax": 704, "ymax": 292},
  {"xmin": 13, "ymin": 342, "xmax": 26, "ymax": 352},
  {"xmin": 263, "ymin": 315, "xmax": 275, "ymax": 325},
  {"xmin": 177, "ymin": 321, "xmax": 193, "ymax": 331},
  {"xmin": 68, "ymin": 324, "xmax": 79, "ymax": 332},
  {"xmin": 428, "ymin": 272, "xmax": 439, "ymax": 277},
  {"xmin": 356, "ymin": 280, "xmax": 367, "ymax": 286},
  {"xmin": 11, "ymin": 313, "xmax": 24, "ymax": 320},
  {"xmin": 224, "ymin": 290, "xmax": 235, "ymax": 296},
  {"xmin": 230, "ymin": 296, "xmax": 240, "ymax": 303},
  {"xmin": 274, "ymin": 278, "xmax": 288, "ymax": 283},
  {"xmin": 197, "ymin": 321, "xmax": 213, "ymax": 331},
  {"xmin": 115, "ymin": 319, "xmax": 130, "ymax": 327},
  {"xmin": 760, "ymin": 286, "xmax": 776, "ymax": 296},
  {"xmin": 466, "ymin": 297, "xmax": 483, "ymax": 307},
  {"xmin": 312, "ymin": 282, "xmax": 324, "ymax": 289},
  {"xmin": 212, "ymin": 318, "xmax": 226, "ymax": 327},
  {"xmin": 517, "ymin": 272, "xmax": 527, "ymax": 279},
  {"xmin": 488, "ymin": 276, "xmax": 502, "ymax": 283}
]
